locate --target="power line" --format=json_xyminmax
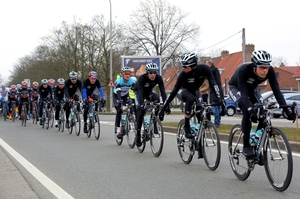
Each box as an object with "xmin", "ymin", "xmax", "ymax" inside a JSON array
[{"xmin": 200, "ymin": 30, "xmax": 242, "ymax": 51}]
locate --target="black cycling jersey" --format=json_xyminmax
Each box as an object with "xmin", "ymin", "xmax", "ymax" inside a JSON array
[
  {"xmin": 228, "ymin": 62, "xmax": 286, "ymax": 109},
  {"xmin": 54, "ymin": 86, "xmax": 65, "ymax": 101},
  {"xmin": 135, "ymin": 73, "xmax": 167, "ymax": 106},
  {"xmin": 38, "ymin": 85, "xmax": 53, "ymax": 100},
  {"xmin": 82, "ymin": 79, "xmax": 103, "ymax": 99},
  {"xmin": 65, "ymin": 79, "xmax": 82, "ymax": 99},
  {"xmin": 164, "ymin": 64, "xmax": 221, "ymax": 105}
]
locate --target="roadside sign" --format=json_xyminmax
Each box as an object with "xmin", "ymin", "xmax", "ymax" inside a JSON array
[{"xmin": 108, "ymin": 80, "xmax": 114, "ymax": 87}]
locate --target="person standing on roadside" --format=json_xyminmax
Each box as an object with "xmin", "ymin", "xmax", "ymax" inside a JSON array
[{"xmin": 206, "ymin": 59, "xmax": 225, "ymax": 128}]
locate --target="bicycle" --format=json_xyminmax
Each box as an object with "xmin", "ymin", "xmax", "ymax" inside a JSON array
[
  {"xmin": 48, "ymin": 102, "xmax": 55, "ymax": 128},
  {"xmin": 32, "ymin": 100, "xmax": 38, "ymax": 124},
  {"xmin": 0, "ymin": 98, "xmax": 7, "ymax": 121},
  {"xmin": 11, "ymin": 101, "xmax": 17, "ymax": 122},
  {"xmin": 68, "ymin": 100, "xmax": 81, "ymax": 136},
  {"xmin": 228, "ymin": 102, "xmax": 294, "ymax": 192},
  {"xmin": 115, "ymin": 100, "xmax": 137, "ymax": 148},
  {"xmin": 41, "ymin": 100, "xmax": 51, "ymax": 129},
  {"xmin": 176, "ymin": 102, "xmax": 221, "ymax": 171},
  {"xmin": 86, "ymin": 98, "xmax": 100, "ymax": 140},
  {"xmin": 136, "ymin": 100, "xmax": 164, "ymax": 157},
  {"xmin": 20, "ymin": 102, "xmax": 28, "ymax": 127},
  {"xmin": 57, "ymin": 100, "xmax": 66, "ymax": 132}
]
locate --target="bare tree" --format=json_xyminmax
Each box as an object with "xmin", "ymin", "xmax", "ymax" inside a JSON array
[
  {"xmin": 272, "ymin": 56, "xmax": 288, "ymax": 67},
  {"xmin": 123, "ymin": 0, "xmax": 200, "ymax": 68}
]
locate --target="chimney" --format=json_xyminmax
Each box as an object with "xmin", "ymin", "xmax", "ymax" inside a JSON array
[
  {"xmin": 221, "ymin": 50, "xmax": 229, "ymax": 58},
  {"xmin": 245, "ymin": 44, "xmax": 255, "ymax": 62}
]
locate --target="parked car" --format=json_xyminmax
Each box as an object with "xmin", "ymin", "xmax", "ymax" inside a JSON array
[
  {"xmin": 267, "ymin": 92, "xmax": 300, "ymax": 118},
  {"xmin": 261, "ymin": 90, "xmax": 297, "ymax": 104},
  {"xmin": 225, "ymin": 97, "xmax": 237, "ymax": 116}
]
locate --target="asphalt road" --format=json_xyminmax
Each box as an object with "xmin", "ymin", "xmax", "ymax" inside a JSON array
[{"xmin": 0, "ymin": 116, "xmax": 299, "ymax": 199}]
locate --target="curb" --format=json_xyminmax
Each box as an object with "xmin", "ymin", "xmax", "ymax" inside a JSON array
[{"xmin": 163, "ymin": 127, "xmax": 300, "ymax": 154}]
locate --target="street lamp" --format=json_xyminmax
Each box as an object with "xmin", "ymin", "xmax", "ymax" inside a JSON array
[{"xmin": 109, "ymin": 0, "xmax": 113, "ymax": 112}]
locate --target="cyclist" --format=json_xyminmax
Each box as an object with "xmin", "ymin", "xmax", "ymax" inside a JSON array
[
  {"xmin": 113, "ymin": 66, "xmax": 136, "ymax": 139},
  {"xmin": 0, "ymin": 84, "xmax": 9, "ymax": 117},
  {"xmin": 8, "ymin": 85, "xmax": 19, "ymax": 119},
  {"xmin": 65, "ymin": 71, "xmax": 82, "ymax": 128},
  {"xmin": 18, "ymin": 81, "xmax": 32, "ymax": 120},
  {"xmin": 30, "ymin": 81, "xmax": 40, "ymax": 121},
  {"xmin": 134, "ymin": 62, "xmax": 168, "ymax": 147},
  {"xmin": 159, "ymin": 53, "xmax": 223, "ymax": 139},
  {"xmin": 38, "ymin": 79, "xmax": 53, "ymax": 125},
  {"xmin": 129, "ymin": 68, "xmax": 137, "ymax": 117},
  {"xmin": 82, "ymin": 71, "xmax": 105, "ymax": 133},
  {"xmin": 228, "ymin": 50, "xmax": 296, "ymax": 158},
  {"xmin": 53, "ymin": 78, "xmax": 66, "ymax": 127}
]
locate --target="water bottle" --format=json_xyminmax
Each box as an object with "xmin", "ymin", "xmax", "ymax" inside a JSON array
[
  {"xmin": 249, "ymin": 128, "xmax": 257, "ymax": 146},
  {"xmin": 190, "ymin": 121, "xmax": 197, "ymax": 134},
  {"xmin": 255, "ymin": 129, "xmax": 262, "ymax": 143},
  {"xmin": 144, "ymin": 117, "xmax": 150, "ymax": 130},
  {"xmin": 195, "ymin": 123, "xmax": 200, "ymax": 131},
  {"xmin": 121, "ymin": 115, "xmax": 127, "ymax": 126}
]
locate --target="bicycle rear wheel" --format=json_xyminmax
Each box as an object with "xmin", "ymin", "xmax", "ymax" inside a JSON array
[
  {"xmin": 228, "ymin": 124, "xmax": 251, "ymax": 180},
  {"xmin": 201, "ymin": 121, "xmax": 221, "ymax": 171},
  {"xmin": 264, "ymin": 127, "xmax": 293, "ymax": 192},
  {"xmin": 126, "ymin": 114, "xmax": 136, "ymax": 149},
  {"xmin": 150, "ymin": 117, "xmax": 164, "ymax": 157},
  {"xmin": 177, "ymin": 119, "xmax": 194, "ymax": 164}
]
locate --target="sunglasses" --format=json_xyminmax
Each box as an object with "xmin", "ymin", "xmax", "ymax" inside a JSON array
[
  {"xmin": 148, "ymin": 71, "xmax": 157, "ymax": 74},
  {"xmin": 123, "ymin": 72, "xmax": 131, "ymax": 76},
  {"xmin": 71, "ymin": 78, "xmax": 77, "ymax": 80},
  {"xmin": 90, "ymin": 78, "xmax": 97, "ymax": 81},
  {"xmin": 182, "ymin": 65, "xmax": 189, "ymax": 69},
  {"xmin": 258, "ymin": 66, "xmax": 270, "ymax": 70}
]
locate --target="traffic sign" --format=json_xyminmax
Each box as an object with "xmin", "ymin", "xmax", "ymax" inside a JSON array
[{"xmin": 108, "ymin": 80, "xmax": 114, "ymax": 87}]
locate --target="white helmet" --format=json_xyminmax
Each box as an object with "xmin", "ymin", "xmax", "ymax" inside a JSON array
[
  {"xmin": 251, "ymin": 50, "xmax": 272, "ymax": 66},
  {"xmin": 57, "ymin": 78, "xmax": 65, "ymax": 84},
  {"xmin": 69, "ymin": 71, "xmax": 78, "ymax": 79}
]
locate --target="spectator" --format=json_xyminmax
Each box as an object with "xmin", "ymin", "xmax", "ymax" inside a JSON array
[{"xmin": 206, "ymin": 59, "xmax": 225, "ymax": 128}]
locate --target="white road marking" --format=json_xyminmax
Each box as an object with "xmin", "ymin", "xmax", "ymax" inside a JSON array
[{"xmin": 0, "ymin": 138, "xmax": 74, "ymax": 199}]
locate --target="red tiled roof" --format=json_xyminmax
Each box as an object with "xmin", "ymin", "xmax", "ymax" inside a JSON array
[{"xmin": 162, "ymin": 67, "xmax": 179, "ymax": 92}]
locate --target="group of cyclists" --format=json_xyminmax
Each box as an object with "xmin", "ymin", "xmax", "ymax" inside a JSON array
[
  {"xmin": 0, "ymin": 50, "xmax": 296, "ymax": 159},
  {"xmin": 0, "ymin": 71, "xmax": 106, "ymax": 134}
]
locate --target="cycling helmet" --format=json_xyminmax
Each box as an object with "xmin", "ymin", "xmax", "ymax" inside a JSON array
[
  {"xmin": 88, "ymin": 71, "xmax": 98, "ymax": 78},
  {"xmin": 32, "ymin": 81, "xmax": 39, "ymax": 87},
  {"xmin": 57, "ymin": 78, "xmax": 65, "ymax": 84},
  {"xmin": 21, "ymin": 81, "xmax": 28, "ymax": 86},
  {"xmin": 251, "ymin": 50, "xmax": 272, "ymax": 67},
  {"xmin": 11, "ymin": 85, "xmax": 16, "ymax": 89},
  {"xmin": 41, "ymin": 79, "xmax": 48, "ymax": 85},
  {"xmin": 17, "ymin": 84, "xmax": 21, "ymax": 89},
  {"xmin": 122, "ymin": 66, "xmax": 131, "ymax": 73},
  {"xmin": 180, "ymin": 53, "xmax": 198, "ymax": 67},
  {"xmin": 48, "ymin": 79, "xmax": 55, "ymax": 86},
  {"xmin": 69, "ymin": 71, "xmax": 78, "ymax": 79},
  {"xmin": 145, "ymin": 63, "xmax": 158, "ymax": 73},
  {"xmin": 1, "ymin": 84, "xmax": 5, "ymax": 88}
]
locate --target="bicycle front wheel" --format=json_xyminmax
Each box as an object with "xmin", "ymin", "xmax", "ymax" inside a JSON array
[
  {"xmin": 49, "ymin": 108, "xmax": 54, "ymax": 128},
  {"xmin": 228, "ymin": 124, "xmax": 251, "ymax": 180},
  {"xmin": 126, "ymin": 114, "xmax": 136, "ymax": 149},
  {"xmin": 150, "ymin": 117, "xmax": 164, "ymax": 157},
  {"xmin": 60, "ymin": 110, "xmax": 65, "ymax": 132},
  {"xmin": 264, "ymin": 127, "xmax": 293, "ymax": 192},
  {"xmin": 3, "ymin": 105, "xmax": 7, "ymax": 121},
  {"xmin": 74, "ymin": 113, "xmax": 81, "ymax": 136},
  {"xmin": 201, "ymin": 121, "xmax": 220, "ymax": 171},
  {"xmin": 177, "ymin": 119, "xmax": 194, "ymax": 164},
  {"xmin": 93, "ymin": 114, "xmax": 100, "ymax": 140}
]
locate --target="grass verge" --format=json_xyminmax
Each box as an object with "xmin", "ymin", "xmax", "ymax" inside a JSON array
[{"xmin": 162, "ymin": 122, "xmax": 300, "ymax": 142}]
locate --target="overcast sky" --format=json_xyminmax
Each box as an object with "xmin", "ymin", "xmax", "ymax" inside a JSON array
[{"xmin": 1, "ymin": 0, "xmax": 299, "ymax": 82}]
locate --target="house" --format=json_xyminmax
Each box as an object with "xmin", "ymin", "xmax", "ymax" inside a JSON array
[{"xmin": 162, "ymin": 44, "xmax": 299, "ymax": 105}]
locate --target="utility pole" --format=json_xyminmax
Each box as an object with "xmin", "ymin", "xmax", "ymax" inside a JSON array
[{"xmin": 242, "ymin": 28, "xmax": 246, "ymax": 63}]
